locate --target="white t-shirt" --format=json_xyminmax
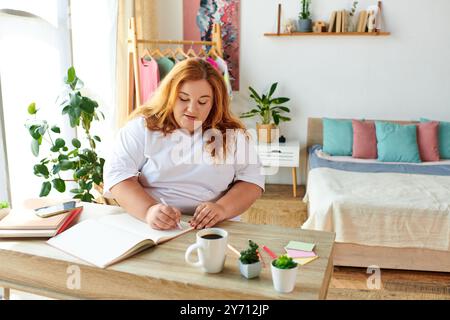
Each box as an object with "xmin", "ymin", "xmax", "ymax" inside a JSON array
[{"xmin": 103, "ymin": 117, "xmax": 265, "ymax": 215}]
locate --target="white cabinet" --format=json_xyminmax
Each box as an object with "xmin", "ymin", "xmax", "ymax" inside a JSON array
[{"xmin": 257, "ymin": 141, "xmax": 300, "ymax": 197}]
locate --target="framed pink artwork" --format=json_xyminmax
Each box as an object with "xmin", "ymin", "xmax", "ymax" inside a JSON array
[{"xmin": 183, "ymin": 0, "xmax": 241, "ymax": 91}]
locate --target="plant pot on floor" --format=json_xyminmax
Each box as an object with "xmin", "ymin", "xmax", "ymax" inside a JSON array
[
  {"xmin": 271, "ymin": 261, "xmax": 299, "ymax": 293},
  {"xmin": 298, "ymin": 18, "xmax": 312, "ymax": 32},
  {"xmin": 256, "ymin": 123, "xmax": 277, "ymax": 143},
  {"xmin": 239, "ymin": 260, "xmax": 262, "ymax": 279}
]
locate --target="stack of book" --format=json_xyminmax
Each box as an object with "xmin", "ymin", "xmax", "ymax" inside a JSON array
[
  {"xmin": 328, "ymin": 10, "xmax": 349, "ymax": 33},
  {"xmin": 327, "ymin": 4, "xmax": 381, "ymax": 33},
  {"xmin": 284, "ymin": 240, "xmax": 319, "ymax": 266},
  {"xmin": 0, "ymin": 205, "xmax": 83, "ymax": 238}
]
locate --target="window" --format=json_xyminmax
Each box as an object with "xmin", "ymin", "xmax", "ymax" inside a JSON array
[{"xmin": 0, "ymin": 1, "xmax": 73, "ymax": 206}]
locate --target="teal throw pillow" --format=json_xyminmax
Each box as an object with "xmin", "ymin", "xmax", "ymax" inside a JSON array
[
  {"xmin": 322, "ymin": 118, "xmax": 353, "ymax": 156},
  {"xmin": 375, "ymin": 121, "xmax": 421, "ymax": 163}
]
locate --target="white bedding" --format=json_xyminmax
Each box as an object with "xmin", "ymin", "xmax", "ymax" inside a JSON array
[{"xmin": 303, "ymin": 167, "xmax": 450, "ymax": 251}]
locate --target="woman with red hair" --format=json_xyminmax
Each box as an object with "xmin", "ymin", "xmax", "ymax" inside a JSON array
[{"xmin": 103, "ymin": 58, "xmax": 264, "ymax": 230}]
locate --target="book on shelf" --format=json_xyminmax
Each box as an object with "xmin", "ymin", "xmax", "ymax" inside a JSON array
[
  {"xmin": 0, "ymin": 206, "xmax": 83, "ymax": 238},
  {"xmin": 47, "ymin": 213, "xmax": 194, "ymax": 268},
  {"xmin": 328, "ymin": 11, "xmax": 337, "ymax": 32},
  {"xmin": 341, "ymin": 10, "xmax": 347, "ymax": 33},
  {"xmin": 356, "ymin": 10, "xmax": 365, "ymax": 32},
  {"xmin": 336, "ymin": 11, "xmax": 342, "ymax": 33}
]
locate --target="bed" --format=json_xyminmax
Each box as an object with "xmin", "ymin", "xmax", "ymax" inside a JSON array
[{"xmin": 302, "ymin": 118, "xmax": 450, "ymax": 272}]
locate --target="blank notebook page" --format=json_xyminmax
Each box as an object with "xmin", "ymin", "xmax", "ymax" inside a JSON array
[
  {"xmin": 98, "ymin": 213, "xmax": 191, "ymax": 243},
  {"xmin": 47, "ymin": 219, "xmax": 148, "ymax": 268}
]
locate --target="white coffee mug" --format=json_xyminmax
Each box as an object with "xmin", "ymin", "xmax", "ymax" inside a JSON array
[{"xmin": 185, "ymin": 228, "xmax": 228, "ymax": 273}]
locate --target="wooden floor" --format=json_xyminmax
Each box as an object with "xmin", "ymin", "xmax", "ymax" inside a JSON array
[
  {"xmin": 329, "ymin": 266, "xmax": 450, "ymax": 300},
  {"xmin": 242, "ymin": 184, "xmax": 450, "ymax": 300}
]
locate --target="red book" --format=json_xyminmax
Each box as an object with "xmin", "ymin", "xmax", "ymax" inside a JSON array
[{"xmin": 55, "ymin": 207, "xmax": 83, "ymax": 236}]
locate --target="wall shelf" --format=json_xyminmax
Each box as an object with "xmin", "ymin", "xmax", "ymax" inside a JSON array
[{"xmin": 264, "ymin": 32, "xmax": 390, "ymax": 37}]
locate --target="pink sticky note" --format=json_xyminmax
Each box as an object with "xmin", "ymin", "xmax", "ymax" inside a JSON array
[{"xmin": 285, "ymin": 248, "xmax": 317, "ymax": 258}]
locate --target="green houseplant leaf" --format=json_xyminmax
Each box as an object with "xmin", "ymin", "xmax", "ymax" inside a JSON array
[
  {"xmin": 27, "ymin": 102, "xmax": 38, "ymax": 115},
  {"xmin": 39, "ymin": 181, "xmax": 52, "ymax": 197},
  {"xmin": 52, "ymin": 178, "xmax": 66, "ymax": 193}
]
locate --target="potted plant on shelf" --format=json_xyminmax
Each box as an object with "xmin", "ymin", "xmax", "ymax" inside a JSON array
[
  {"xmin": 25, "ymin": 66, "xmax": 107, "ymax": 203},
  {"xmin": 298, "ymin": 0, "xmax": 312, "ymax": 32},
  {"xmin": 240, "ymin": 82, "xmax": 291, "ymax": 143},
  {"xmin": 238, "ymin": 240, "xmax": 262, "ymax": 279},
  {"xmin": 271, "ymin": 254, "xmax": 299, "ymax": 293}
]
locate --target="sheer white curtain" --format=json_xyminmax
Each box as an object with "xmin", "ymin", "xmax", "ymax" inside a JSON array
[
  {"xmin": 70, "ymin": 0, "xmax": 119, "ymax": 159},
  {"xmin": 0, "ymin": 1, "xmax": 73, "ymax": 206}
]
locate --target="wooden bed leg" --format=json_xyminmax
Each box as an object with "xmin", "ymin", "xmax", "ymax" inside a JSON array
[
  {"xmin": 292, "ymin": 167, "xmax": 297, "ymax": 198},
  {"xmin": 3, "ymin": 287, "xmax": 10, "ymax": 300}
]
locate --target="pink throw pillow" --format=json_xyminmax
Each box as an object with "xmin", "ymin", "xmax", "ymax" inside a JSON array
[
  {"xmin": 352, "ymin": 120, "xmax": 377, "ymax": 159},
  {"xmin": 417, "ymin": 121, "xmax": 440, "ymax": 162}
]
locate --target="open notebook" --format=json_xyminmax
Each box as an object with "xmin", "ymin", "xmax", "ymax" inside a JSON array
[{"xmin": 47, "ymin": 213, "xmax": 194, "ymax": 268}]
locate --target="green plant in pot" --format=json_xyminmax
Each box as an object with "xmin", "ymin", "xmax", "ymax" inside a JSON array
[
  {"xmin": 25, "ymin": 66, "xmax": 105, "ymax": 203},
  {"xmin": 239, "ymin": 240, "xmax": 262, "ymax": 279},
  {"xmin": 240, "ymin": 82, "xmax": 291, "ymax": 143},
  {"xmin": 298, "ymin": 0, "xmax": 312, "ymax": 32},
  {"xmin": 271, "ymin": 254, "xmax": 299, "ymax": 293}
]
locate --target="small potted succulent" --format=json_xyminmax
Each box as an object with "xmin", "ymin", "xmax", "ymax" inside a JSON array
[
  {"xmin": 238, "ymin": 240, "xmax": 262, "ymax": 279},
  {"xmin": 298, "ymin": 0, "xmax": 312, "ymax": 32},
  {"xmin": 0, "ymin": 201, "xmax": 10, "ymax": 221},
  {"xmin": 271, "ymin": 254, "xmax": 299, "ymax": 293}
]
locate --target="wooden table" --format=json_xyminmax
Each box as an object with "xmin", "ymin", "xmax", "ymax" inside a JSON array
[{"xmin": 0, "ymin": 202, "xmax": 335, "ymax": 300}]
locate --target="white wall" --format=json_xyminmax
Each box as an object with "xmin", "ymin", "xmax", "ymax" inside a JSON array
[{"xmin": 157, "ymin": 0, "xmax": 450, "ymax": 184}]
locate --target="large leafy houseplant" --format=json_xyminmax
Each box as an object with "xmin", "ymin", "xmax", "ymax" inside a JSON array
[
  {"xmin": 25, "ymin": 67, "xmax": 105, "ymax": 203},
  {"xmin": 240, "ymin": 83, "xmax": 291, "ymax": 143}
]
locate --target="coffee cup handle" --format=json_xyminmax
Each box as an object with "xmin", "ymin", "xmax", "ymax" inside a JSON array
[{"xmin": 185, "ymin": 243, "xmax": 203, "ymax": 267}]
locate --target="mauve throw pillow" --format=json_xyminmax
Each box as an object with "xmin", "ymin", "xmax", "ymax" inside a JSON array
[
  {"xmin": 417, "ymin": 121, "xmax": 440, "ymax": 162},
  {"xmin": 352, "ymin": 120, "xmax": 377, "ymax": 159}
]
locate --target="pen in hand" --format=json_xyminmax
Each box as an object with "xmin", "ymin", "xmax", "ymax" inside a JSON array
[{"xmin": 160, "ymin": 197, "xmax": 182, "ymax": 230}]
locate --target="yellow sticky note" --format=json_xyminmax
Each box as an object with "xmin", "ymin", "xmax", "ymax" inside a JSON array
[{"xmin": 293, "ymin": 255, "xmax": 319, "ymax": 266}]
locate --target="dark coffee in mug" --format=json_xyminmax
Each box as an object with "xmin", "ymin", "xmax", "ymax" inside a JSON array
[{"xmin": 201, "ymin": 234, "xmax": 223, "ymax": 240}]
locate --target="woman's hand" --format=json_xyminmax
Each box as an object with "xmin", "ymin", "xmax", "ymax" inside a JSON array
[
  {"xmin": 145, "ymin": 203, "xmax": 181, "ymax": 230},
  {"xmin": 190, "ymin": 202, "xmax": 226, "ymax": 229}
]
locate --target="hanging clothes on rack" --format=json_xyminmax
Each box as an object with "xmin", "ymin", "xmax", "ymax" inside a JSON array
[
  {"xmin": 156, "ymin": 56, "xmax": 175, "ymax": 81},
  {"xmin": 139, "ymin": 56, "xmax": 159, "ymax": 105},
  {"xmin": 127, "ymin": 17, "xmax": 223, "ymax": 113}
]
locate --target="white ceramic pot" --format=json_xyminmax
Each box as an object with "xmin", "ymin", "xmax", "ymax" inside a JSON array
[
  {"xmin": 239, "ymin": 260, "xmax": 262, "ymax": 279},
  {"xmin": 270, "ymin": 263, "xmax": 299, "ymax": 293}
]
